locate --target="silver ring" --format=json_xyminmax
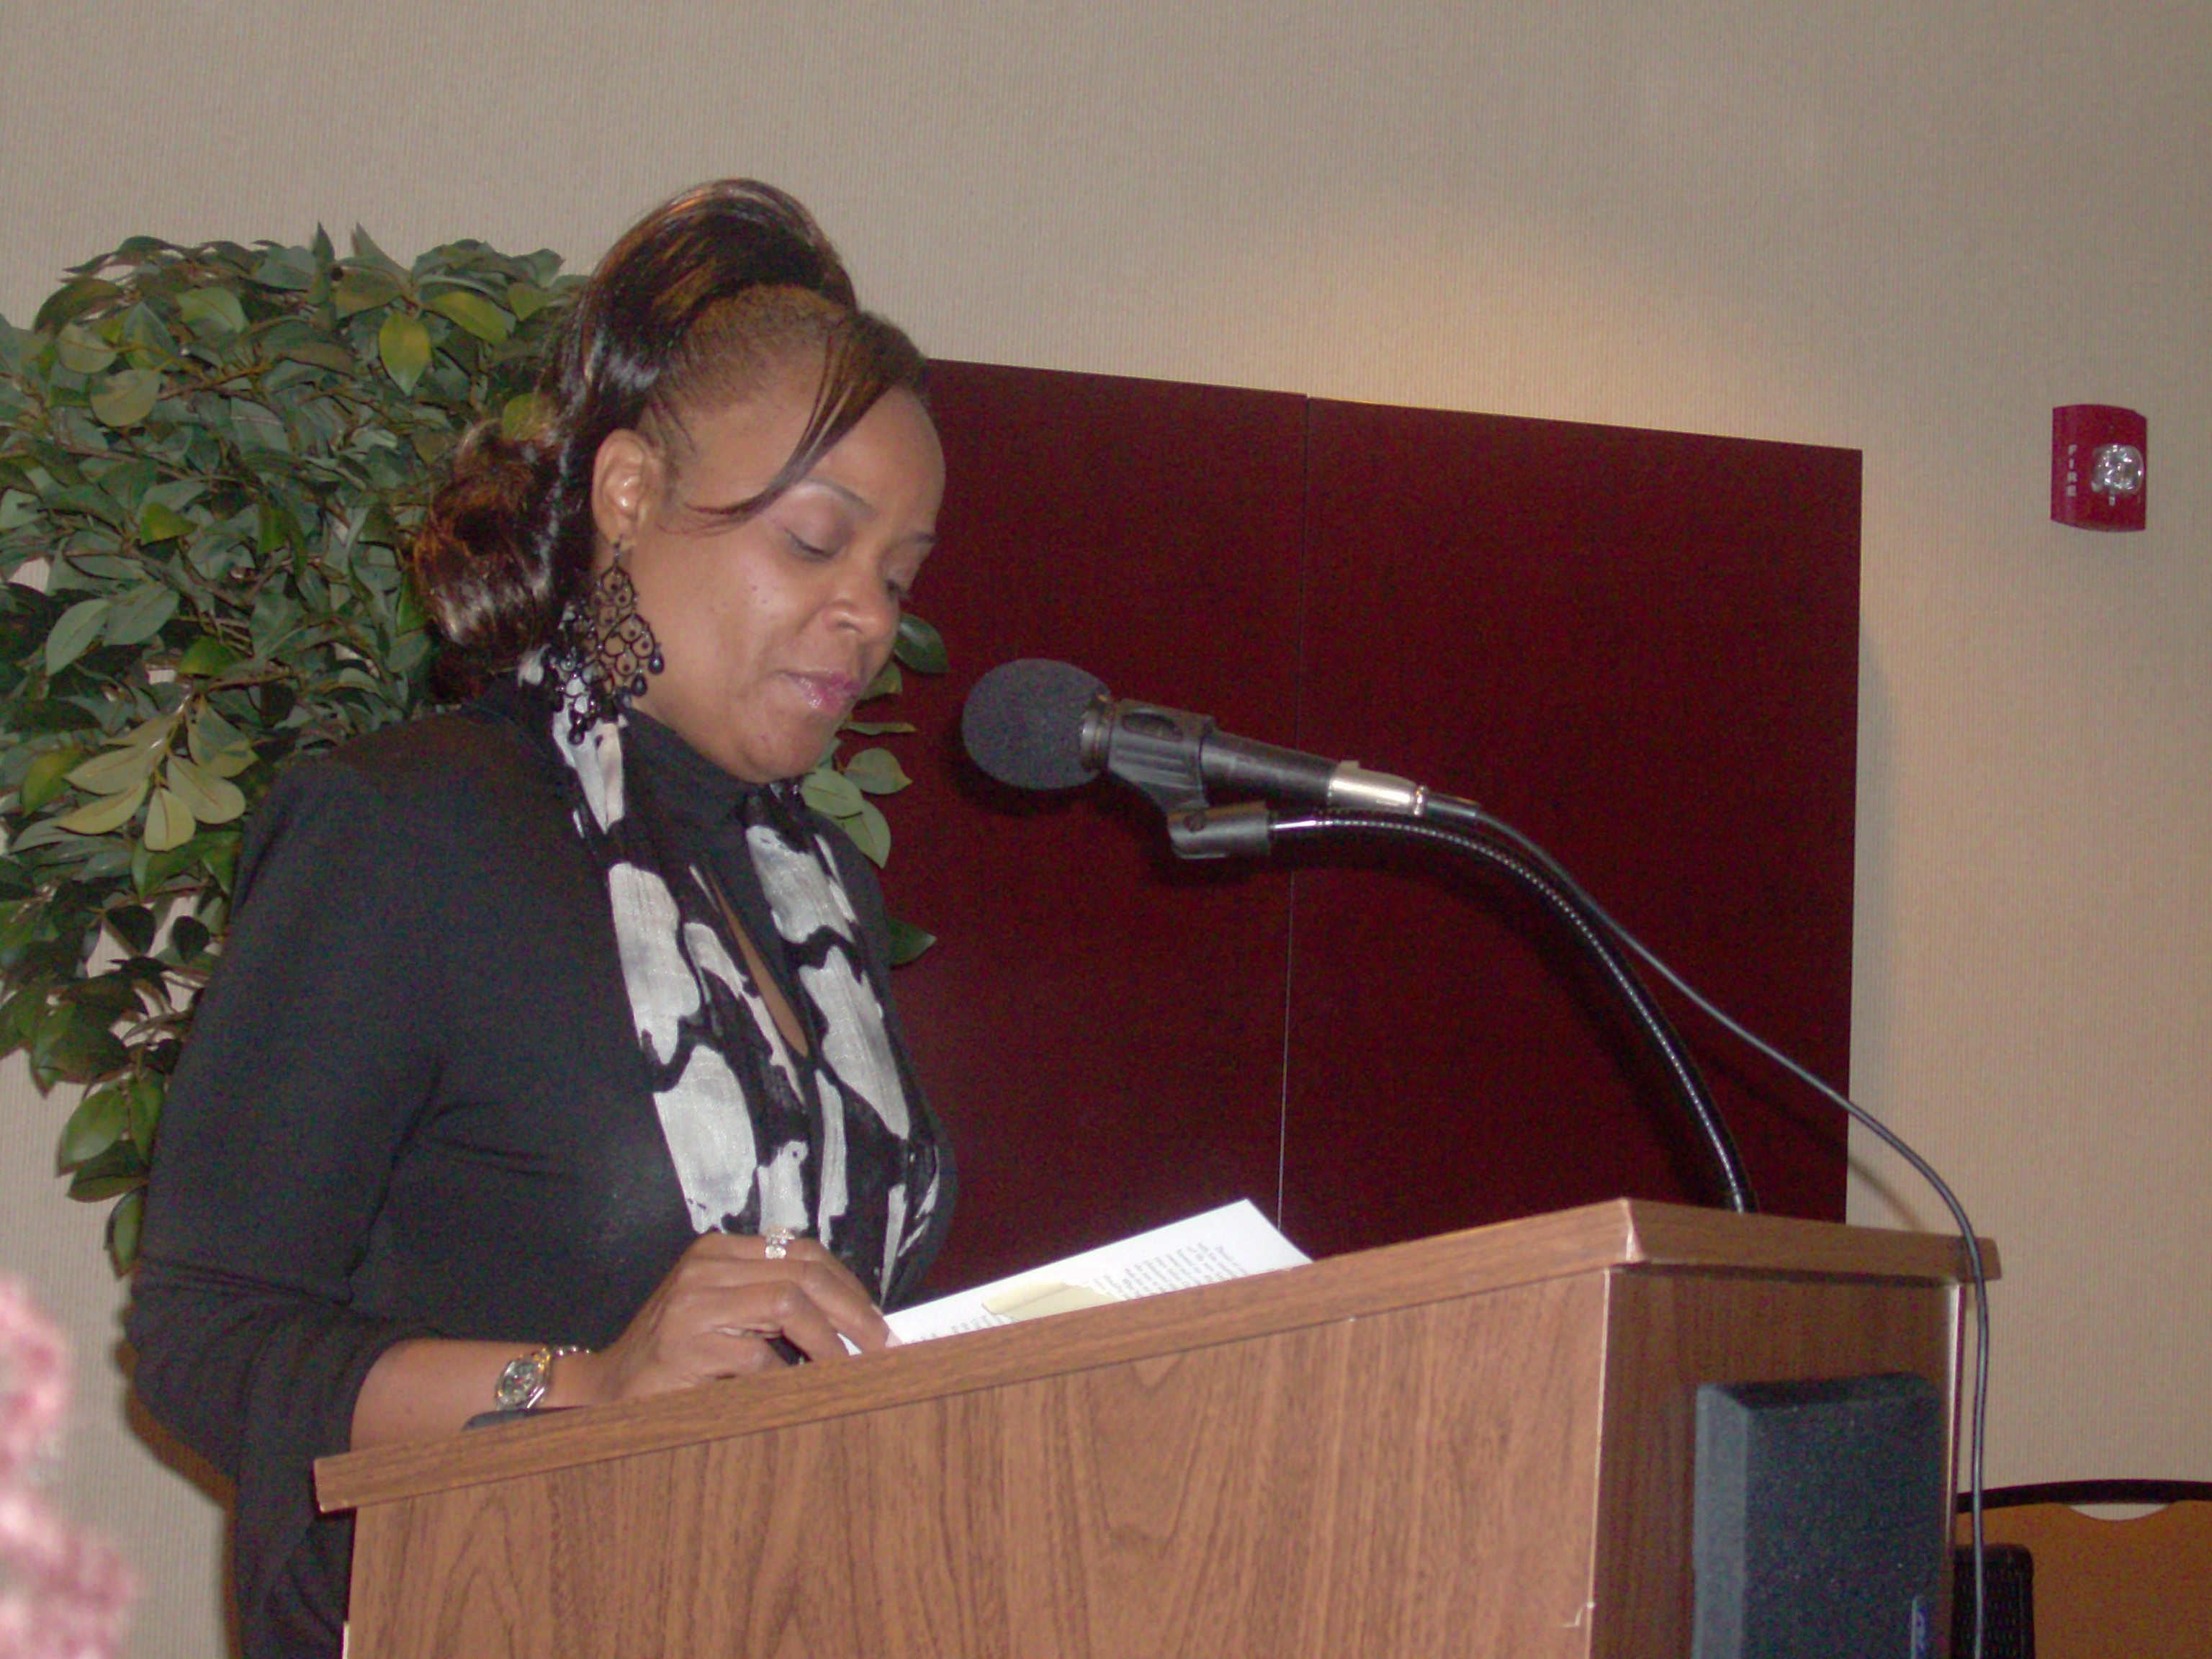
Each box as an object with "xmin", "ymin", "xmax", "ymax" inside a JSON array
[{"xmin": 763, "ymin": 1226, "xmax": 799, "ymax": 1261}]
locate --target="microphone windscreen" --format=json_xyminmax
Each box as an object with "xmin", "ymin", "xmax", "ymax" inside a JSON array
[{"xmin": 961, "ymin": 658, "xmax": 1106, "ymax": 790}]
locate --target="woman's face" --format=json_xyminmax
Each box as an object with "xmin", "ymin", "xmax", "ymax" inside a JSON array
[{"xmin": 593, "ymin": 374, "xmax": 944, "ymax": 783}]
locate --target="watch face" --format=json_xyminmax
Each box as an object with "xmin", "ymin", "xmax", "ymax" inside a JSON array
[{"xmin": 493, "ymin": 1354, "xmax": 545, "ymax": 1411}]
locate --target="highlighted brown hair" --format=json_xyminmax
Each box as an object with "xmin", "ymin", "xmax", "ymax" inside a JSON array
[{"xmin": 412, "ymin": 180, "xmax": 926, "ymax": 665}]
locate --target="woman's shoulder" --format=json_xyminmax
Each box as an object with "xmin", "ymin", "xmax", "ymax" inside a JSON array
[
  {"xmin": 238, "ymin": 686, "xmax": 571, "ymax": 899},
  {"xmin": 269, "ymin": 685, "xmax": 558, "ymax": 822}
]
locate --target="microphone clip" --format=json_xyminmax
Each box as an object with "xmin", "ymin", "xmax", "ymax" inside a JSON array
[
  {"xmin": 1086, "ymin": 701, "xmax": 1277, "ymax": 860},
  {"xmin": 1082, "ymin": 699, "xmax": 1216, "ymax": 817},
  {"xmin": 1165, "ymin": 801, "xmax": 1275, "ymax": 860}
]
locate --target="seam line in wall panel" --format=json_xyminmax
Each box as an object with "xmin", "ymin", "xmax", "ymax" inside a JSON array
[
  {"xmin": 1277, "ymin": 876, "xmax": 1296, "ymax": 1228},
  {"xmin": 1277, "ymin": 395, "xmax": 1316, "ymax": 1230}
]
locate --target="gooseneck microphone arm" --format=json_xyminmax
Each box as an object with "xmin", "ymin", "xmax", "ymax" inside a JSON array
[
  {"xmin": 1260, "ymin": 806, "xmax": 1757, "ymax": 1215},
  {"xmin": 961, "ymin": 657, "xmax": 2000, "ymax": 1653},
  {"xmin": 960, "ymin": 657, "xmax": 1755, "ymax": 1212}
]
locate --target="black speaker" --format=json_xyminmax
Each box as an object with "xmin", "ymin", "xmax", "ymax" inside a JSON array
[{"xmin": 1692, "ymin": 1373, "xmax": 1948, "ymax": 1658}]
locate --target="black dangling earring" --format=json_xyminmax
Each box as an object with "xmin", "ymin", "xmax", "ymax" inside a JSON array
[{"xmin": 550, "ymin": 539, "xmax": 665, "ymax": 740}]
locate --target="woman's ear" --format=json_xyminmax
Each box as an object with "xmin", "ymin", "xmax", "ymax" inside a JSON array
[{"xmin": 590, "ymin": 430, "xmax": 659, "ymax": 562}]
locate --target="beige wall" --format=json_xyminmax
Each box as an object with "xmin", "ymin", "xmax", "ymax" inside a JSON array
[{"xmin": 4, "ymin": 4, "xmax": 2207, "ymax": 1653}]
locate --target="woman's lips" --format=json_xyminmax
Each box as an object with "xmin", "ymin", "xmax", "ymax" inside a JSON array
[{"xmin": 784, "ymin": 671, "xmax": 863, "ymax": 714}]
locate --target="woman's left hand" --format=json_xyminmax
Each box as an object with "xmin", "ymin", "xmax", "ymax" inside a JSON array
[{"xmin": 552, "ymin": 1230, "xmax": 895, "ymax": 1406}]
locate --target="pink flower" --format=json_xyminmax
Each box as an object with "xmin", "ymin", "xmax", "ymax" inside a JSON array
[{"xmin": 0, "ymin": 1277, "xmax": 134, "ymax": 1659}]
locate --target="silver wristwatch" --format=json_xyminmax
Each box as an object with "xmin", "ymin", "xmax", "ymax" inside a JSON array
[{"xmin": 493, "ymin": 1343, "xmax": 583, "ymax": 1412}]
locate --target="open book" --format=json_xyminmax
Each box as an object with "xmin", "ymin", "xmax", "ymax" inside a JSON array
[{"xmin": 886, "ymin": 1198, "xmax": 1310, "ymax": 1344}]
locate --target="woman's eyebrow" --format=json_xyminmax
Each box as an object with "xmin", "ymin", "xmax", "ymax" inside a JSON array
[{"xmin": 792, "ymin": 477, "xmax": 875, "ymax": 516}]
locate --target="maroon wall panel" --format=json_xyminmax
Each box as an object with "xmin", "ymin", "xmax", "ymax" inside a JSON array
[
  {"xmin": 882, "ymin": 363, "xmax": 1308, "ymax": 1289},
  {"xmin": 882, "ymin": 364, "xmax": 1860, "ymax": 1292},
  {"xmin": 1282, "ymin": 403, "xmax": 1859, "ymax": 1255}
]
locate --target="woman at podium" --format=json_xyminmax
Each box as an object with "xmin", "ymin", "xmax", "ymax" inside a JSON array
[{"xmin": 126, "ymin": 180, "xmax": 958, "ymax": 1659}]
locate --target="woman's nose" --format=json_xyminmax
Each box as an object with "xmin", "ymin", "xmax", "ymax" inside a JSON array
[{"xmin": 832, "ymin": 559, "xmax": 899, "ymax": 644}]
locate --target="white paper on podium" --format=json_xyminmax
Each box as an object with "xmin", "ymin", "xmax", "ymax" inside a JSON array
[{"xmin": 884, "ymin": 1198, "xmax": 1310, "ymax": 1344}]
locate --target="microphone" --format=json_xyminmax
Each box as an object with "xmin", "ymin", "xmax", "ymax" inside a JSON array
[
  {"xmin": 958, "ymin": 660, "xmax": 1760, "ymax": 1218},
  {"xmin": 961, "ymin": 658, "xmax": 1439, "ymax": 820}
]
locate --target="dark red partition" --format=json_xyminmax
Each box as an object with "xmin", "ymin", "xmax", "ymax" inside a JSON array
[
  {"xmin": 1281, "ymin": 402, "xmax": 1859, "ymax": 1257},
  {"xmin": 882, "ymin": 365, "xmax": 1307, "ymax": 1287},
  {"xmin": 883, "ymin": 364, "xmax": 1858, "ymax": 1290}
]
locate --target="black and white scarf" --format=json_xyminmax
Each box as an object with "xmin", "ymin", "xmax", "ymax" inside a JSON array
[{"xmin": 534, "ymin": 669, "xmax": 940, "ymax": 1300}]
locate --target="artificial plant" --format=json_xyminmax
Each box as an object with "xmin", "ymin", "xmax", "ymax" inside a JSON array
[{"xmin": 0, "ymin": 230, "xmax": 942, "ymax": 1271}]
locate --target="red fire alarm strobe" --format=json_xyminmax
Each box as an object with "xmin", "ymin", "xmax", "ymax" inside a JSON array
[{"xmin": 2052, "ymin": 405, "xmax": 2147, "ymax": 531}]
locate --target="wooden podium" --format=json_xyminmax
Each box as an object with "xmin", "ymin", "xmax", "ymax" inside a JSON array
[{"xmin": 316, "ymin": 1202, "xmax": 1987, "ymax": 1658}]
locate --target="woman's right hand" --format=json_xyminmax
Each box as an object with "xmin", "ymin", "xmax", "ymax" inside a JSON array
[{"xmin": 556, "ymin": 1231, "xmax": 896, "ymax": 1406}]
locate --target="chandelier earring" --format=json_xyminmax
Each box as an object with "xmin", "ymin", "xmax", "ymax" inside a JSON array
[{"xmin": 549, "ymin": 539, "xmax": 666, "ymax": 739}]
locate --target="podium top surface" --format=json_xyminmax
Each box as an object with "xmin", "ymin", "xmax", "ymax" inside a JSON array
[{"xmin": 316, "ymin": 1200, "xmax": 1990, "ymax": 1514}]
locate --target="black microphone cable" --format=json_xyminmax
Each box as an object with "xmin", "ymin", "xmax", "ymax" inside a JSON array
[
  {"xmin": 1273, "ymin": 802, "xmax": 1992, "ymax": 1659},
  {"xmin": 1265, "ymin": 810, "xmax": 1755, "ymax": 1215},
  {"xmin": 961, "ymin": 657, "xmax": 1990, "ymax": 1653}
]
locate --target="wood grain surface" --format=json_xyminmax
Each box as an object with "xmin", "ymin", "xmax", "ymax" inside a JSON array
[
  {"xmin": 351, "ymin": 1274, "xmax": 1615, "ymax": 1659},
  {"xmin": 319, "ymin": 1200, "xmax": 1983, "ymax": 1512},
  {"xmin": 330, "ymin": 1206, "xmax": 1979, "ymax": 1659},
  {"xmin": 1587, "ymin": 1270, "xmax": 1961, "ymax": 1657}
]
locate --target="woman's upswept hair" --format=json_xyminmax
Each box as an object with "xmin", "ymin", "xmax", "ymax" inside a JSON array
[{"xmin": 412, "ymin": 180, "xmax": 927, "ymax": 665}]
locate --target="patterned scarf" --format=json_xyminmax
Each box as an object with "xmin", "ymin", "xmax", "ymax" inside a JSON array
[{"xmin": 530, "ymin": 665, "xmax": 940, "ymax": 1300}]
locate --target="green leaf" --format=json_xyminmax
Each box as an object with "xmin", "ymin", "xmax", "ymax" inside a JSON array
[
  {"xmin": 125, "ymin": 1074, "xmax": 163, "ymax": 1151},
  {"xmin": 187, "ymin": 706, "xmax": 254, "ymax": 775},
  {"xmin": 333, "ymin": 267, "xmax": 403, "ymax": 316},
  {"xmin": 178, "ymin": 636, "xmax": 240, "ymax": 678},
  {"xmin": 801, "ymin": 765, "xmax": 866, "ymax": 819},
  {"xmin": 35, "ymin": 1007, "xmax": 127, "ymax": 1085},
  {"xmin": 144, "ymin": 786, "xmax": 196, "ymax": 851},
  {"xmin": 278, "ymin": 339, "xmax": 356, "ymax": 373},
  {"xmin": 105, "ymin": 904, "xmax": 156, "ymax": 955},
  {"xmin": 66, "ymin": 1139, "xmax": 146, "ymax": 1201},
  {"xmin": 54, "ymin": 320, "xmax": 118, "ymax": 374},
  {"xmin": 106, "ymin": 1187, "xmax": 145, "ymax": 1272},
  {"xmin": 250, "ymin": 245, "xmax": 320, "ymax": 292},
  {"xmin": 19, "ymin": 747, "xmax": 85, "ymax": 813},
  {"xmin": 841, "ymin": 721, "xmax": 916, "ymax": 736},
  {"xmin": 165, "ymin": 755, "xmax": 244, "ymax": 823},
  {"xmin": 176, "ymin": 287, "xmax": 248, "ymax": 336},
  {"xmin": 89, "ymin": 368, "xmax": 163, "ymax": 428},
  {"xmin": 506, "ymin": 282, "xmax": 553, "ymax": 320},
  {"xmin": 377, "ymin": 313, "xmax": 431, "ymax": 393},
  {"xmin": 227, "ymin": 397, "xmax": 290, "ymax": 453},
  {"xmin": 842, "ymin": 747, "xmax": 912, "ymax": 795},
  {"xmin": 0, "ymin": 990, "xmax": 45, "ymax": 1054},
  {"xmin": 138, "ymin": 500, "xmax": 195, "ymax": 541},
  {"xmin": 500, "ymin": 392, "xmax": 549, "ymax": 441},
  {"xmin": 107, "ymin": 709, "xmax": 184, "ymax": 757},
  {"xmin": 68, "ymin": 732, "xmax": 169, "ymax": 795},
  {"xmin": 104, "ymin": 582, "xmax": 178, "ymax": 645},
  {"xmin": 44, "ymin": 598, "xmax": 112, "ymax": 675},
  {"xmin": 57, "ymin": 1083, "xmax": 128, "ymax": 1168},
  {"xmin": 424, "ymin": 289, "xmax": 512, "ymax": 343},
  {"xmin": 350, "ymin": 224, "xmax": 402, "ymax": 270},
  {"xmin": 67, "ymin": 974, "xmax": 143, "ymax": 1018},
  {"xmin": 5, "ymin": 820, "xmax": 82, "ymax": 853},
  {"xmin": 168, "ymin": 915, "xmax": 211, "ymax": 963},
  {"xmin": 893, "ymin": 613, "xmax": 948, "ymax": 675},
  {"xmin": 844, "ymin": 797, "xmax": 891, "ymax": 867},
  {"xmin": 55, "ymin": 777, "xmax": 146, "ymax": 834},
  {"xmin": 886, "ymin": 916, "xmax": 935, "ymax": 966},
  {"xmin": 33, "ymin": 277, "xmax": 122, "ymax": 334},
  {"xmin": 0, "ymin": 489, "xmax": 40, "ymax": 530},
  {"xmin": 859, "ymin": 659, "xmax": 902, "ymax": 701}
]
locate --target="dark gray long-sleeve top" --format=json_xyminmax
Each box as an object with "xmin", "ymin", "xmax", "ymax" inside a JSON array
[{"xmin": 125, "ymin": 683, "xmax": 953, "ymax": 1658}]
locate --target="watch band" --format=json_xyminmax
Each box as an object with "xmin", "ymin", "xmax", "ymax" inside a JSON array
[{"xmin": 493, "ymin": 1343, "xmax": 584, "ymax": 1413}]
